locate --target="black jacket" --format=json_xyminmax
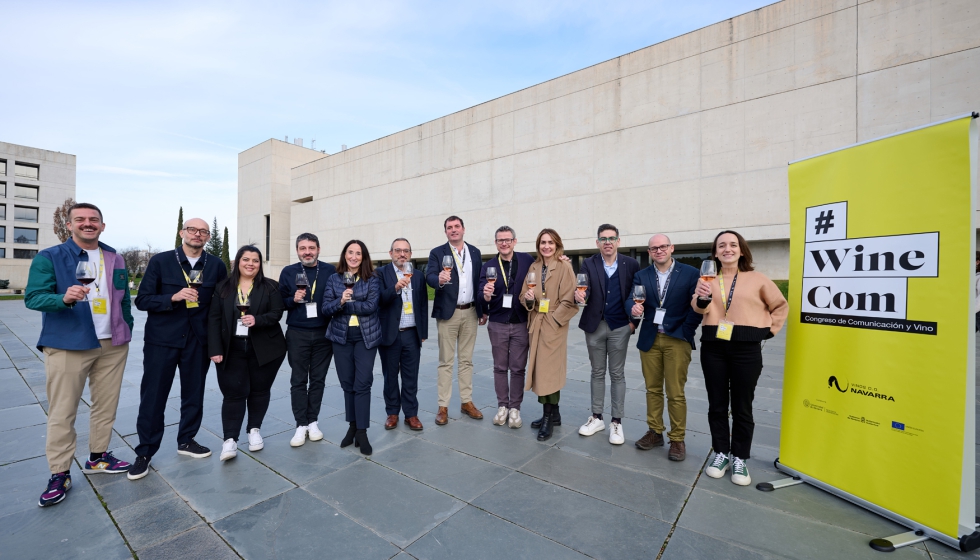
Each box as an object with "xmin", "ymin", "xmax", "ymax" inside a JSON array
[
  {"xmin": 377, "ymin": 263, "xmax": 429, "ymax": 346},
  {"xmin": 426, "ymin": 242, "xmax": 484, "ymax": 320},
  {"xmin": 207, "ymin": 277, "xmax": 286, "ymax": 367},
  {"xmin": 577, "ymin": 253, "xmax": 640, "ymax": 334},
  {"xmin": 278, "ymin": 261, "xmax": 336, "ymax": 329},
  {"xmin": 136, "ymin": 247, "xmax": 228, "ymax": 348}
]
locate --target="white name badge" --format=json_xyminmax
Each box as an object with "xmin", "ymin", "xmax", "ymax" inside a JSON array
[
  {"xmin": 653, "ymin": 308, "xmax": 666, "ymax": 324},
  {"xmin": 236, "ymin": 320, "xmax": 249, "ymax": 337},
  {"xmin": 502, "ymin": 294, "xmax": 513, "ymax": 308},
  {"xmin": 305, "ymin": 303, "xmax": 318, "ymax": 318}
]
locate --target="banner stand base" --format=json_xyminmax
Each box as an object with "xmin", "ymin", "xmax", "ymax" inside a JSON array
[
  {"xmin": 869, "ymin": 531, "xmax": 928, "ymax": 552},
  {"xmin": 755, "ymin": 476, "xmax": 802, "ymax": 492}
]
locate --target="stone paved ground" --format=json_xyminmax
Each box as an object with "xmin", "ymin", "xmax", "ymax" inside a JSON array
[{"xmin": 0, "ymin": 300, "xmax": 975, "ymax": 559}]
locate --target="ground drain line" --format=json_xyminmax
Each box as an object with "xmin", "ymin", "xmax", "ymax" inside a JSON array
[{"xmin": 655, "ymin": 451, "xmax": 710, "ymax": 560}]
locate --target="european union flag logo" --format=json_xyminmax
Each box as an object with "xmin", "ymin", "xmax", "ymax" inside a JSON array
[{"xmin": 892, "ymin": 421, "xmax": 905, "ymax": 430}]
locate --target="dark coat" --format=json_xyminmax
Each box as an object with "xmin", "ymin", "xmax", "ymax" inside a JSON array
[
  {"xmin": 426, "ymin": 242, "xmax": 484, "ymax": 320},
  {"xmin": 278, "ymin": 261, "xmax": 336, "ymax": 329},
  {"xmin": 478, "ymin": 252, "xmax": 534, "ymax": 323},
  {"xmin": 629, "ymin": 262, "xmax": 703, "ymax": 351},
  {"xmin": 377, "ymin": 263, "xmax": 429, "ymax": 346},
  {"xmin": 322, "ymin": 273, "xmax": 382, "ymax": 349},
  {"xmin": 576, "ymin": 253, "xmax": 640, "ymax": 333},
  {"xmin": 136, "ymin": 247, "xmax": 228, "ymax": 348},
  {"xmin": 207, "ymin": 277, "xmax": 286, "ymax": 366}
]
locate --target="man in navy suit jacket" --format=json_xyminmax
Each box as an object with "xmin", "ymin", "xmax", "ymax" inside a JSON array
[
  {"xmin": 574, "ymin": 224, "xmax": 639, "ymax": 446},
  {"xmin": 478, "ymin": 226, "xmax": 535, "ymax": 429},
  {"xmin": 627, "ymin": 234, "xmax": 702, "ymax": 462},
  {"xmin": 425, "ymin": 216, "xmax": 484, "ymax": 426},
  {"xmin": 378, "ymin": 238, "xmax": 429, "ymax": 431}
]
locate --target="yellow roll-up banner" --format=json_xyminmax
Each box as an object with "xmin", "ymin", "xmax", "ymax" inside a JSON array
[{"xmin": 782, "ymin": 115, "xmax": 978, "ymax": 548}]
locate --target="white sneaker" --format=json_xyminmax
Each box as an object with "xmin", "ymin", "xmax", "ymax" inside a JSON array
[
  {"xmin": 220, "ymin": 438, "xmax": 237, "ymax": 461},
  {"xmin": 290, "ymin": 426, "xmax": 308, "ymax": 447},
  {"xmin": 508, "ymin": 408, "xmax": 522, "ymax": 429},
  {"xmin": 578, "ymin": 416, "xmax": 606, "ymax": 436},
  {"xmin": 731, "ymin": 456, "xmax": 751, "ymax": 486},
  {"xmin": 493, "ymin": 406, "xmax": 509, "ymax": 426},
  {"xmin": 705, "ymin": 452, "xmax": 731, "ymax": 478},
  {"xmin": 247, "ymin": 428, "xmax": 264, "ymax": 451},
  {"xmin": 608, "ymin": 421, "xmax": 625, "ymax": 445},
  {"xmin": 307, "ymin": 421, "xmax": 323, "ymax": 441}
]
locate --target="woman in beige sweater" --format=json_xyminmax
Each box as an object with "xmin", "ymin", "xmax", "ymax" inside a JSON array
[{"xmin": 692, "ymin": 230, "xmax": 787, "ymax": 487}]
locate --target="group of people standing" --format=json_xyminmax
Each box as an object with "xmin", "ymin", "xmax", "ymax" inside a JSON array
[{"xmin": 26, "ymin": 205, "xmax": 787, "ymax": 509}]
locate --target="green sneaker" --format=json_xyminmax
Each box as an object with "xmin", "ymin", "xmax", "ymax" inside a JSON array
[
  {"xmin": 705, "ymin": 451, "xmax": 730, "ymax": 478},
  {"xmin": 731, "ymin": 456, "xmax": 751, "ymax": 486}
]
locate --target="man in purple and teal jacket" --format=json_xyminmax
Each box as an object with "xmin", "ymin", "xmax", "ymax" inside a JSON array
[{"xmin": 25, "ymin": 203, "xmax": 134, "ymax": 507}]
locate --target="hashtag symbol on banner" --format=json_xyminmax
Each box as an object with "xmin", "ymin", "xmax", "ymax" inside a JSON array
[{"xmin": 814, "ymin": 210, "xmax": 834, "ymax": 235}]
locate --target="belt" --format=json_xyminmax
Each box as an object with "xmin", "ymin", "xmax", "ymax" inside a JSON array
[
  {"xmin": 456, "ymin": 303, "xmax": 473, "ymax": 310},
  {"xmin": 399, "ymin": 327, "xmax": 414, "ymax": 331}
]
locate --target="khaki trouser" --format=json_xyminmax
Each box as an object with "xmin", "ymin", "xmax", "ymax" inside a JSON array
[
  {"xmin": 44, "ymin": 340, "xmax": 129, "ymax": 473},
  {"xmin": 640, "ymin": 334, "xmax": 692, "ymax": 442},
  {"xmin": 436, "ymin": 307, "xmax": 477, "ymax": 407}
]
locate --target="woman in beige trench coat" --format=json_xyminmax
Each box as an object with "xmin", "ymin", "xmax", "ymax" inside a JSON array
[{"xmin": 521, "ymin": 228, "xmax": 577, "ymax": 441}]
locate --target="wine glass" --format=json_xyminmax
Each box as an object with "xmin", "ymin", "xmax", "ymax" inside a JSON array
[
  {"xmin": 486, "ymin": 267, "xmax": 497, "ymax": 285},
  {"xmin": 342, "ymin": 271, "xmax": 356, "ymax": 288},
  {"xmin": 187, "ymin": 269, "xmax": 203, "ymax": 304},
  {"xmin": 236, "ymin": 293, "xmax": 250, "ymax": 317},
  {"xmin": 295, "ymin": 272, "xmax": 310, "ymax": 302},
  {"xmin": 576, "ymin": 273, "xmax": 588, "ymax": 307},
  {"xmin": 441, "ymin": 255, "xmax": 454, "ymax": 285},
  {"xmin": 699, "ymin": 260, "xmax": 717, "ymax": 301},
  {"xmin": 75, "ymin": 261, "xmax": 96, "ymax": 301},
  {"xmin": 526, "ymin": 272, "xmax": 537, "ymax": 290},
  {"xmin": 402, "ymin": 261, "xmax": 413, "ymax": 294},
  {"xmin": 632, "ymin": 285, "xmax": 646, "ymax": 320}
]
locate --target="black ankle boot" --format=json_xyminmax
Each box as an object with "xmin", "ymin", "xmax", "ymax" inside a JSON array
[
  {"xmin": 537, "ymin": 412, "xmax": 554, "ymax": 441},
  {"xmin": 550, "ymin": 404, "xmax": 562, "ymax": 426},
  {"xmin": 340, "ymin": 422, "xmax": 356, "ymax": 448},
  {"xmin": 354, "ymin": 429, "xmax": 372, "ymax": 455},
  {"xmin": 531, "ymin": 404, "xmax": 550, "ymax": 429}
]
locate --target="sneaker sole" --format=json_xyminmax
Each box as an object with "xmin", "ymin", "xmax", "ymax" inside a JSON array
[
  {"xmin": 609, "ymin": 438, "xmax": 625, "ymax": 445},
  {"xmin": 248, "ymin": 444, "xmax": 263, "ymax": 452},
  {"xmin": 492, "ymin": 418, "xmax": 507, "ymax": 426},
  {"xmin": 705, "ymin": 467, "xmax": 729, "ymax": 479},
  {"xmin": 38, "ymin": 494, "xmax": 67, "ymax": 507},
  {"xmin": 732, "ymin": 475, "xmax": 752, "ymax": 486},
  {"xmin": 578, "ymin": 426, "xmax": 605, "ymax": 436},
  {"xmin": 83, "ymin": 467, "xmax": 130, "ymax": 474},
  {"xmin": 177, "ymin": 450, "xmax": 212, "ymax": 458},
  {"xmin": 290, "ymin": 439, "xmax": 306, "ymax": 447},
  {"xmin": 127, "ymin": 469, "xmax": 149, "ymax": 481},
  {"xmin": 308, "ymin": 433, "xmax": 323, "ymax": 441},
  {"xmin": 509, "ymin": 421, "xmax": 522, "ymax": 429},
  {"xmin": 220, "ymin": 453, "xmax": 237, "ymax": 461}
]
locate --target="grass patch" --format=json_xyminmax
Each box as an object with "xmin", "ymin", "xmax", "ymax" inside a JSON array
[
  {"xmin": 427, "ymin": 285, "xmax": 435, "ymax": 300},
  {"xmin": 0, "ymin": 295, "xmax": 24, "ymax": 300},
  {"xmin": 774, "ymin": 280, "xmax": 789, "ymax": 299}
]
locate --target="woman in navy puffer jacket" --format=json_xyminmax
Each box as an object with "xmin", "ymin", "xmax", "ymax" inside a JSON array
[{"xmin": 322, "ymin": 239, "xmax": 381, "ymax": 455}]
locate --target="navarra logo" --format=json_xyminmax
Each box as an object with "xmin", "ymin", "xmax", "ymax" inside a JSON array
[
  {"xmin": 800, "ymin": 202, "xmax": 938, "ymax": 335},
  {"xmin": 828, "ymin": 376, "xmax": 848, "ymax": 392},
  {"xmin": 850, "ymin": 387, "xmax": 895, "ymax": 402}
]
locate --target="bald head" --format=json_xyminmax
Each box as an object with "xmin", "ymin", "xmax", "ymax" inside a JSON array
[
  {"xmin": 647, "ymin": 234, "xmax": 674, "ymax": 268},
  {"xmin": 181, "ymin": 217, "xmax": 211, "ymax": 252}
]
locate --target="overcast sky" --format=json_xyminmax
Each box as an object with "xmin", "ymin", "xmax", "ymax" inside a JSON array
[{"xmin": 3, "ymin": 0, "xmax": 772, "ymax": 252}]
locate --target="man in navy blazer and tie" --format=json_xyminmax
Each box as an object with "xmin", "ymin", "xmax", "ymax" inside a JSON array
[
  {"xmin": 574, "ymin": 224, "xmax": 640, "ymax": 446},
  {"xmin": 627, "ymin": 234, "xmax": 702, "ymax": 462},
  {"xmin": 426, "ymin": 216, "xmax": 484, "ymax": 426},
  {"xmin": 378, "ymin": 238, "xmax": 429, "ymax": 431}
]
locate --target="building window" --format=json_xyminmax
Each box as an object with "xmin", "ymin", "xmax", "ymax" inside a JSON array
[
  {"xmin": 13, "ymin": 227, "xmax": 38, "ymax": 244},
  {"xmin": 0, "ymin": 226, "xmax": 5, "ymax": 242},
  {"xmin": 14, "ymin": 249, "xmax": 37, "ymax": 259},
  {"xmin": 14, "ymin": 206, "xmax": 38, "ymax": 223},
  {"xmin": 0, "ymin": 205, "xmax": 5, "ymax": 220},
  {"xmin": 0, "ymin": 248, "xmax": 5, "ymax": 258},
  {"xmin": 264, "ymin": 214, "xmax": 270, "ymax": 261},
  {"xmin": 0, "ymin": 182, "xmax": 5, "ymax": 197},
  {"xmin": 14, "ymin": 163, "xmax": 39, "ymax": 180},
  {"xmin": 14, "ymin": 185, "xmax": 38, "ymax": 200},
  {"xmin": 0, "ymin": 160, "xmax": 5, "ymax": 175}
]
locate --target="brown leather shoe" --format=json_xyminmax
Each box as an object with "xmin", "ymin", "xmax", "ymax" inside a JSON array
[
  {"xmin": 404, "ymin": 416, "xmax": 423, "ymax": 431},
  {"xmin": 635, "ymin": 429, "xmax": 665, "ymax": 450},
  {"xmin": 384, "ymin": 415, "xmax": 398, "ymax": 430},
  {"xmin": 460, "ymin": 401, "xmax": 484, "ymax": 420},
  {"xmin": 435, "ymin": 407, "xmax": 449, "ymax": 425},
  {"xmin": 668, "ymin": 440, "xmax": 686, "ymax": 461}
]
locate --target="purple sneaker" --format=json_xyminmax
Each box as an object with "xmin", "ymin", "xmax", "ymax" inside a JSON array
[
  {"xmin": 84, "ymin": 451, "xmax": 132, "ymax": 474},
  {"xmin": 38, "ymin": 472, "xmax": 72, "ymax": 507}
]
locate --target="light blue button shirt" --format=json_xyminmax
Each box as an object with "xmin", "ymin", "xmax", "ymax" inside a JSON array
[{"xmin": 603, "ymin": 258, "xmax": 618, "ymax": 277}]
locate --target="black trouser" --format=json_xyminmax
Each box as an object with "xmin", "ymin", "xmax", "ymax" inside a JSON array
[
  {"xmin": 379, "ymin": 328, "xmax": 421, "ymax": 417},
  {"xmin": 700, "ymin": 339, "xmax": 763, "ymax": 460},
  {"xmin": 216, "ymin": 338, "xmax": 284, "ymax": 441},
  {"xmin": 333, "ymin": 328, "xmax": 377, "ymax": 430},
  {"xmin": 286, "ymin": 327, "xmax": 333, "ymax": 426},
  {"xmin": 136, "ymin": 337, "xmax": 210, "ymax": 458}
]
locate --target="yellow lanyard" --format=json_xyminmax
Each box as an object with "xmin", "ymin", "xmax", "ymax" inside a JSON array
[
  {"xmin": 453, "ymin": 246, "xmax": 465, "ymax": 273},
  {"xmin": 718, "ymin": 272, "xmax": 737, "ymax": 318},
  {"xmin": 497, "ymin": 254, "xmax": 510, "ymax": 290},
  {"xmin": 90, "ymin": 248, "xmax": 106, "ymax": 295},
  {"xmin": 237, "ymin": 282, "xmax": 253, "ymax": 315}
]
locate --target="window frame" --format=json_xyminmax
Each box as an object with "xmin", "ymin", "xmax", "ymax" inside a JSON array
[
  {"xmin": 13, "ymin": 227, "xmax": 38, "ymax": 245},
  {"xmin": 13, "ymin": 205, "xmax": 38, "ymax": 223},
  {"xmin": 13, "ymin": 162, "xmax": 39, "ymax": 180}
]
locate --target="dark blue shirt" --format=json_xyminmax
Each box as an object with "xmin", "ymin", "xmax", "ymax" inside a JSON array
[
  {"xmin": 603, "ymin": 267, "xmax": 630, "ymax": 331},
  {"xmin": 278, "ymin": 261, "xmax": 336, "ymax": 329}
]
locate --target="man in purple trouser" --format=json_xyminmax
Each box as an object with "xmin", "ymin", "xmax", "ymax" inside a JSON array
[{"xmin": 478, "ymin": 226, "xmax": 535, "ymax": 429}]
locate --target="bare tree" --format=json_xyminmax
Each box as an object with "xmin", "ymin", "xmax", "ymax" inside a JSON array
[
  {"xmin": 119, "ymin": 247, "xmax": 144, "ymax": 278},
  {"xmin": 53, "ymin": 198, "xmax": 76, "ymax": 243}
]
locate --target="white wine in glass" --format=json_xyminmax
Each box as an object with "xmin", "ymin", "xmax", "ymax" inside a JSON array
[{"xmin": 441, "ymin": 255, "xmax": 454, "ymax": 285}]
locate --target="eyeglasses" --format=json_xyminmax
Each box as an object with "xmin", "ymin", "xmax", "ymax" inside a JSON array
[
  {"xmin": 495, "ymin": 238, "xmax": 514, "ymax": 244},
  {"xmin": 183, "ymin": 227, "xmax": 210, "ymax": 237},
  {"xmin": 648, "ymin": 245, "xmax": 670, "ymax": 253},
  {"xmin": 597, "ymin": 236, "xmax": 619, "ymax": 244},
  {"xmin": 391, "ymin": 248, "xmax": 412, "ymax": 254}
]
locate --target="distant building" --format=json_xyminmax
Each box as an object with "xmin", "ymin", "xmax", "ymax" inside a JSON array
[
  {"xmin": 239, "ymin": 0, "xmax": 980, "ymax": 280},
  {"xmin": 0, "ymin": 142, "xmax": 76, "ymax": 288}
]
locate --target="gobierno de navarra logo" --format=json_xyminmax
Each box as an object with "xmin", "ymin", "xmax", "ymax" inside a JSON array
[
  {"xmin": 800, "ymin": 201, "xmax": 938, "ymax": 335},
  {"xmin": 828, "ymin": 375, "xmax": 895, "ymax": 402}
]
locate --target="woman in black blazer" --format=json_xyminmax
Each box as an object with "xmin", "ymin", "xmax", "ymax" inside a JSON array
[{"xmin": 208, "ymin": 245, "xmax": 286, "ymax": 462}]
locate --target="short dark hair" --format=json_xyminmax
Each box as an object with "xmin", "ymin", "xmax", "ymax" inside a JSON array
[
  {"xmin": 597, "ymin": 224, "xmax": 618, "ymax": 237},
  {"xmin": 295, "ymin": 233, "xmax": 319, "ymax": 248},
  {"xmin": 444, "ymin": 215, "xmax": 464, "ymax": 229},
  {"xmin": 69, "ymin": 202, "xmax": 103, "ymax": 221},
  {"xmin": 711, "ymin": 230, "xmax": 755, "ymax": 272},
  {"xmin": 495, "ymin": 226, "xmax": 516, "ymax": 239},
  {"xmin": 390, "ymin": 238, "xmax": 411, "ymax": 251}
]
